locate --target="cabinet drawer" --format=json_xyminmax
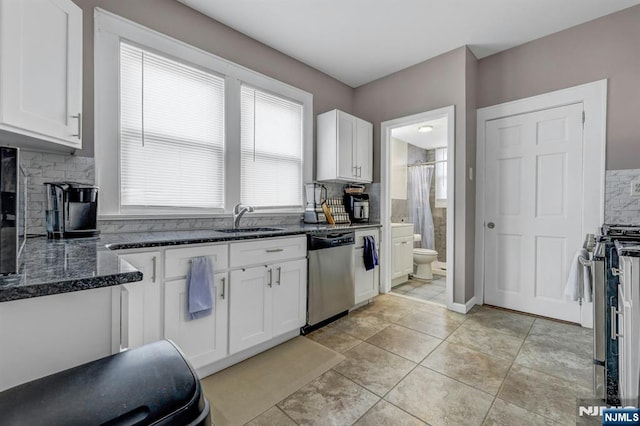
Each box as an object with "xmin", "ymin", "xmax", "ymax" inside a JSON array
[
  {"xmin": 230, "ymin": 236, "xmax": 306, "ymax": 268},
  {"xmin": 165, "ymin": 244, "xmax": 228, "ymax": 280},
  {"xmin": 354, "ymin": 228, "xmax": 379, "ymax": 249},
  {"xmin": 391, "ymin": 224, "xmax": 414, "ymax": 238}
]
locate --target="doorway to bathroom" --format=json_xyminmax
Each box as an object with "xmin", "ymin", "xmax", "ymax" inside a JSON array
[{"xmin": 380, "ymin": 106, "xmax": 455, "ymax": 310}]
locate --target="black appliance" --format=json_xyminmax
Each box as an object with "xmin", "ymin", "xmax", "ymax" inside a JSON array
[
  {"xmin": 0, "ymin": 146, "xmax": 26, "ymax": 275},
  {"xmin": 45, "ymin": 182, "xmax": 99, "ymax": 239},
  {"xmin": 0, "ymin": 340, "xmax": 211, "ymax": 425},
  {"xmin": 343, "ymin": 193, "xmax": 370, "ymax": 223},
  {"xmin": 592, "ymin": 223, "xmax": 640, "ymax": 405}
]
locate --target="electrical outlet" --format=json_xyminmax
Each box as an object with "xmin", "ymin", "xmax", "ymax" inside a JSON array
[{"xmin": 631, "ymin": 178, "xmax": 640, "ymax": 197}]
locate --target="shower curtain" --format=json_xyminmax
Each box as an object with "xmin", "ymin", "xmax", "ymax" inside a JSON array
[{"xmin": 408, "ymin": 165, "xmax": 435, "ymax": 249}]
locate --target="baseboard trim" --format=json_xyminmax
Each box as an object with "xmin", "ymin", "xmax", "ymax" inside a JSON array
[{"xmin": 450, "ymin": 297, "xmax": 477, "ymax": 314}]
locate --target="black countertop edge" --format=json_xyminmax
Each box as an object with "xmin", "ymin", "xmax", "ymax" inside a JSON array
[
  {"xmin": 0, "ymin": 223, "xmax": 381, "ymax": 303},
  {"xmin": 105, "ymin": 229, "xmax": 307, "ymax": 250},
  {"xmin": 0, "ymin": 271, "xmax": 144, "ymax": 302}
]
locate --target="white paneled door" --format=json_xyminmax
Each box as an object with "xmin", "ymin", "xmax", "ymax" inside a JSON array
[{"xmin": 484, "ymin": 103, "xmax": 584, "ymax": 322}]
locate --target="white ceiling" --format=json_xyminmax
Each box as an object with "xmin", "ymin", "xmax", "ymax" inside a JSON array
[
  {"xmin": 392, "ymin": 117, "xmax": 448, "ymax": 150},
  {"xmin": 178, "ymin": 0, "xmax": 640, "ymax": 88}
]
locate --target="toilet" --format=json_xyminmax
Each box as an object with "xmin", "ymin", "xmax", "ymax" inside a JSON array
[{"xmin": 412, "ymin": 234, "xmax": 438, "ymax": 280}]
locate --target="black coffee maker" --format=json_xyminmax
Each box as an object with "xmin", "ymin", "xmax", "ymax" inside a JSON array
[
  {"xmin": 344, "ymin": 193, "xmax": 370, "ymax": 223},
  {"xmin": 45, "ymin": 182, "xmax": 100, "ymax": 239}
]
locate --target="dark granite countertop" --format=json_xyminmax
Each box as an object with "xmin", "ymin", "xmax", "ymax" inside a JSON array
[{"xmin": 0, "ymin": 223, "xmax": 381, "ymax": 302}]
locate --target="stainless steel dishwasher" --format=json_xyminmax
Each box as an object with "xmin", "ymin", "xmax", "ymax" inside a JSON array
[{"xmin": 303, "ymin": 231, "xmax": 355, "ymax": 333}]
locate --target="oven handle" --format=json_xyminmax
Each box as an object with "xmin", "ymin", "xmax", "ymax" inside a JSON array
[{"xmin": 611, "ymin": 306, "xmax": 622, "ymax": 340}]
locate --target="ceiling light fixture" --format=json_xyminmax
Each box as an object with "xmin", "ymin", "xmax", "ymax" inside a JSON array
[{"xmin": 418, "ymin": 125, "xmax": 433, "ymax": 133}]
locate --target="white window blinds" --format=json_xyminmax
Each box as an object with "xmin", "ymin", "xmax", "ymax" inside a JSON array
[
  {"xmin": 120, "ymin": 42, "xmax": 225, "ymax": 209},
  {"xmin": 435, "ymin": 147, "xmax": 447, "ymax": 208},
  {"xmin": 240, "ymin": 85, "xmax": 303, "ymax": 208}
]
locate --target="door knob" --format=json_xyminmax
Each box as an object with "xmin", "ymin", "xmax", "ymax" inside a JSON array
[{"xmin": 487, "ymin": 222, "xmax": 495, "ymax": 229}]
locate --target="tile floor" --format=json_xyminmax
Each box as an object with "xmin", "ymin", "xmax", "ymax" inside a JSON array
[
  {"xmin": 391, "ymin": 276, "xmax": 447, "ymax": 305},
  {"xmin": 245, "ymin": 294, "xmax": 594, "ymax": 426}
]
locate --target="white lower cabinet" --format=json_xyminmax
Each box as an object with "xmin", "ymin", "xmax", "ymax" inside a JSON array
[
  {"xmin": 229, "ymin": 266, "xmax": 273, "ymax": 354},
  {"xmin": 164, "ymin": 273, "xmax": 228, "ymax": 369},
  {"xmin": 229, "ymin": 258, "xmax": 307, "ymax": 354},
  {"xmin": 272, "ymin": 259, "xmax": 307, "ymax": 336},
  {"xmin": 392, "ymin": 236, "xmax": 413, "ymax": 278},
  {"xmin": 115, "ymin": 236, "xmax": 306, "ymax": 374},
  {"xmin": 354, "ymin": 229, "xmax": 380, "ymax": 304},
  {"xmin": 118, "ymin": 250, "xmax": 162, "ymax": 350},
  {"xmin": 391, "ymin": 224, "xmax": 414, "ymax": 281},
  {"xmin": 0, "ymin": 287, "xmax": 117, "ymax": 392}
]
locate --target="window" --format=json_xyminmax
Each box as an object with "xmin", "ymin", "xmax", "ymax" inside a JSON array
[
  {"xmin": 240, "ymin": 86, "xmax": 303, "ymax": 208},
  {"xmin": 94, "ymin": 9, "xmax": 312, "ymax": 216},
  {"xmin": 435, "ymin": 147, "xmax": 447, "ymax": 208},
  {"xmin": 120, "ymin": 42, "xmax": 225, "ymax": 209}
]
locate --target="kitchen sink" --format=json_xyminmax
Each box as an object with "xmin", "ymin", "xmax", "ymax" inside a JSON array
[{"xmin": 215, "ymin": 227, "xmax": 286, "ymax": 233}]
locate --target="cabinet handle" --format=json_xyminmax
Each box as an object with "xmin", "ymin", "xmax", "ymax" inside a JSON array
[
  {"xmin": 358, "ymin": 166, "xmax": 362, "ymax": 177},
  {"xmin": 268, "ymin": 268, "xmax": 273, "ymax": 287},
  {"xmin": 277, "ymin": 266, "xmax": 282, "ymax": 285},
  {"xmin": 266, "ymin": 248, "xmax": 284, "ymax": 253},
  {"xmin": 401, "ymin": 241, "xmax": 408, "ymax": 244},
  {"xmin": 353, "ymin": 166, "xmax": 358, "ymax": 177},
  {"xmin": 221, "ymin": 277, "xmax": 226, "ymax": 299},
  {"xmin": 151, "ymin": 256, "xmax": 157, "ymax": 283},
  {"xmin": 71, "ymin": 113, "xmax": 82, "ymax": 139},
  {"xmin": 611, "ymin": 267, "xmax": 622, "ymax": 277}
]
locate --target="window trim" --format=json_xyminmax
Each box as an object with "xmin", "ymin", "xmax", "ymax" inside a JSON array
[{"xmin": 94, "ymin": 8, "xmax": 312, "ymax": 217}]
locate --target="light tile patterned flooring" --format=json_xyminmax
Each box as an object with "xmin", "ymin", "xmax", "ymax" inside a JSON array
[
  {"xmin": 391, "ymin": 276, "xmax": 447, "ymax": 305},
  {"xmin": 245, "ymin": 294, "xmax": 594, "ymax": 425}
]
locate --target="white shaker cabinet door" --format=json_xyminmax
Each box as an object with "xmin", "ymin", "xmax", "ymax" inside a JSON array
[
  {"xmin": 355, "ymin": 118, "xmax": 373, "ymax": 182},
  {"xmin": 0, "ymin": 0, "xmax": 82, "ymax": 149},
  {"xmin": 164, "ymin": 273, "xmax": 229, "ymax": 369},
  {"xmin": 229, "ymin": 266, "xmax": 273, "ymax": 354},
  {"xmin": 118, "ymin": 251, "xmax": 162, "ymax": 350},
  {"xmin": 272, "ymin": 258, "xmax": 307, "ymax": 337},
  {"xmin": 336, "ymin": 111, "xmax": 357, "ymax": 180}
]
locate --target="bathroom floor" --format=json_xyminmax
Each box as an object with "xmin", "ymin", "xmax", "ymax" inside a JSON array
[
  {"xmin": 236, "ymin": 293, "xmax": 593, "ymax": 425},
  {"xmin": 391, "ymin": 276, "xmax": 447, "ymax": 305}
]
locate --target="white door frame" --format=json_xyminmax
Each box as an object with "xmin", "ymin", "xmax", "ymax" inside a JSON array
[
  {"xmin": 380, "ymin": 106, "xmax": 456, "ymax": 311},
  {"xmin": 475, "ymin": 79, "xmax": 607, "ymax": 327}
]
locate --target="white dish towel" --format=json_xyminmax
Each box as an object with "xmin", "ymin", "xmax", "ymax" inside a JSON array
[{"xmin": 564, "ymin": 248, "xmax": 592, "ymax": 303}]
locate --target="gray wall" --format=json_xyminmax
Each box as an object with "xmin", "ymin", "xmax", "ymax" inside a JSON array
[
  {"xmin": 353, "ymin": 47, "xmax": 477, "ymax": 304},
  {"xmin": 71, "ymin": 0, "xmax": 354, "ymax": 161},
  {"xmin": 477, "ymin": 4, "xmax": 640, "ymax": 170}
]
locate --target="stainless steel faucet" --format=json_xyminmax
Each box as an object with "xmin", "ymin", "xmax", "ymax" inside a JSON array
[{"xmin": 233, "ymin": 203, "xmax": 254, "ymax": 229}]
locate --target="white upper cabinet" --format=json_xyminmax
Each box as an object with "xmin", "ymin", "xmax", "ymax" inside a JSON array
[
  {"xmin": 0, "ymin": 0, "xmax": 83, "ymax": 151},
  {"xmin": 317, "ymin": 109, "xmax": 373, "ymax": 183}
]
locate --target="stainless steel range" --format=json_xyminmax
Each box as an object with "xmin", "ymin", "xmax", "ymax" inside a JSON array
[{"xmin": 590, "ymin": 224, "xmax": 640, "ymax": 405}]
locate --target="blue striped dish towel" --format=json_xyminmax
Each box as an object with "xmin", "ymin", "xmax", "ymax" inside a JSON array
[
  {"xmin": 187, "ymin": 256, "xmax": 214, "ymax": 320},
  {"xmin": 363, "ymin": 236, "xmax": 379, "ymax": 271}
]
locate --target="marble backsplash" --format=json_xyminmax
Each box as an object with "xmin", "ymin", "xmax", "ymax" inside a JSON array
[
  {"xmin": 20, "ymin": 150, "xmax": 380, "ymax": 234},
  {"xmin": 605, "ymin": 169, "xmax": 640, "ymax": 224},
  {"xmin": 21, "ymin": 151, "xmax": 95, "ymax": 236}
]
